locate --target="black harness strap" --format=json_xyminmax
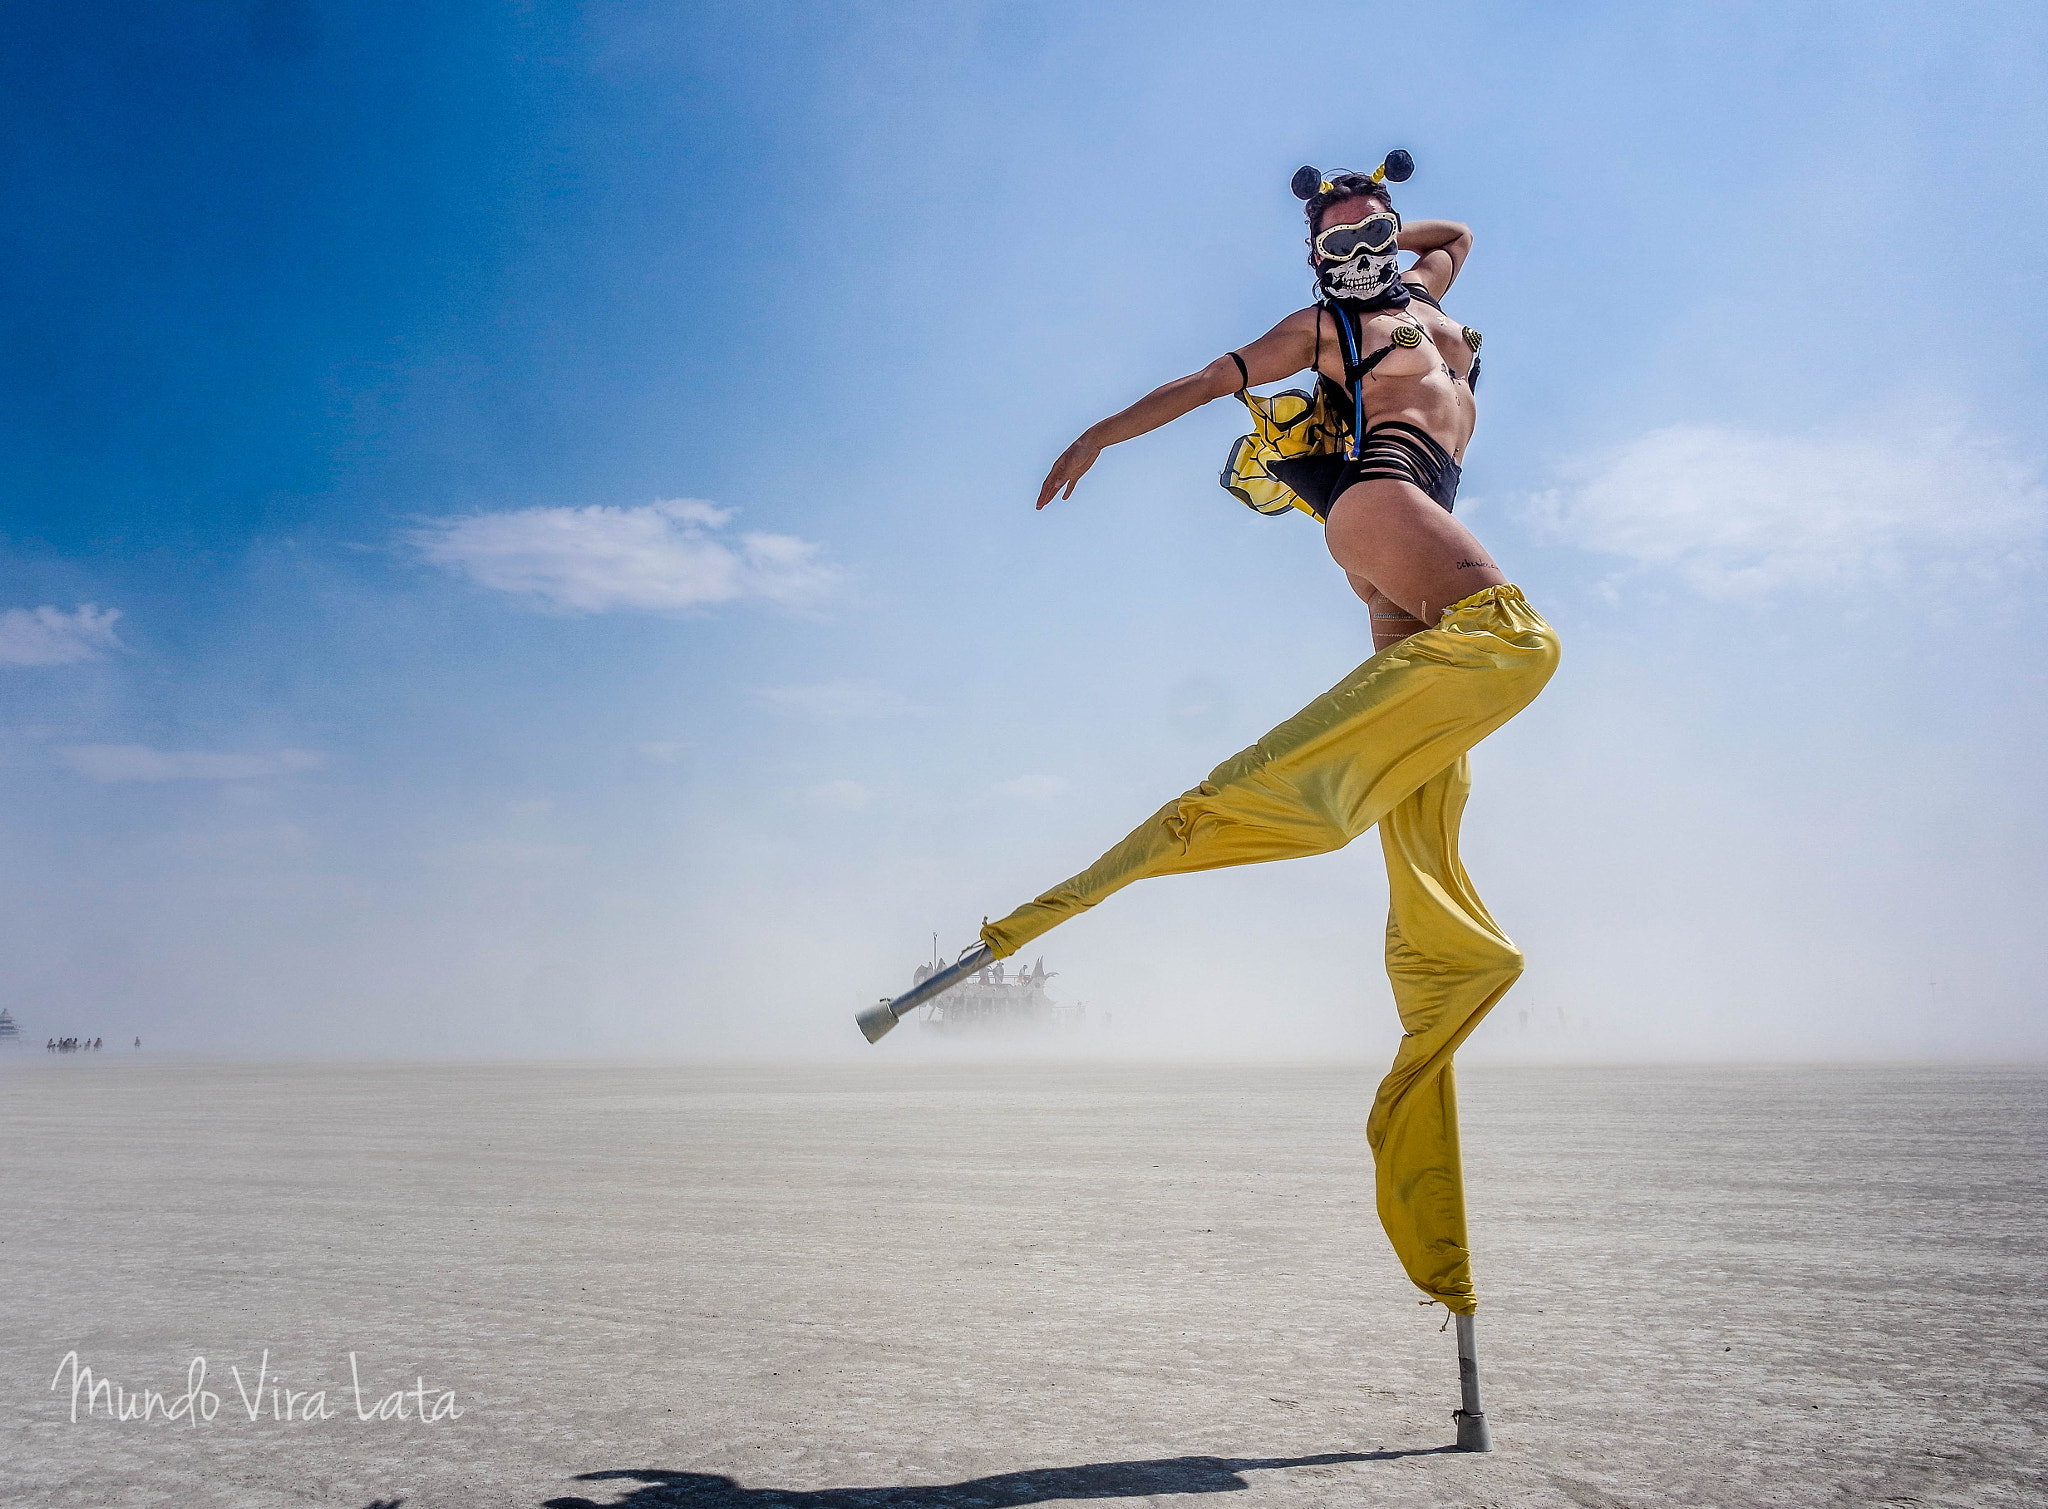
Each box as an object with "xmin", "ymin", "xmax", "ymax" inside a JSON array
[
  {"xmin": 1350, "ymin": 343, "xmax": 1401, "ymax": 380},
  {"xmin": 1328, "ymin": 301, "xmax": 1403, "ymax": 460}
]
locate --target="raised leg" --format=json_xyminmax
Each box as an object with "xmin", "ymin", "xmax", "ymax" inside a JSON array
[{"xmin": 978, "ymin": 588, "xmax": 1559, "ymax": 961}]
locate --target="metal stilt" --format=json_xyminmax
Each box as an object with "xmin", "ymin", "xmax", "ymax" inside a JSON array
[
  {"xmin": 1453, "ymin": 1311, "xmax": 1493, "ymax": 1451},
  {"xmin": 855, "ymin": 942, "xmax": 996, "ymax": 1043}
]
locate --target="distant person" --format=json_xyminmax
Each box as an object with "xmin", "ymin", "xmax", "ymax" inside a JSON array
[
  {"xmin": 134, "ymin": 1037, "xmax": 141, "ymax": 1049},
  {"xmin": 47, "ymin": 1038, "xmax": 55, "ymax": 1052}
]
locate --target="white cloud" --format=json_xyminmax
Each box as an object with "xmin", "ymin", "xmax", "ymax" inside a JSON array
[
  {"xmin": 1526, "ymin": 418, "xmax": 2046, "ymax": 599},
  {"xmin": 410, "ymin": 498, "xmax": 837, "ymax": 613},
  {"xmin": 802, "ymin": 779, "xmax": 873, "ymax": 812},
  {"xmin": 0, "ymin": 604, "xmax": 124, "ymax": 665},
  {"xmin": 751, "ymin": 681, "xmax": 917, "ymax": 721},
  {"xmin": 57, "ymin": 745, "xmax": 326, "ymax": 783},
  {"xmin": 993, "ymin": 774, "xmax": 1070, "ymax": 801}
]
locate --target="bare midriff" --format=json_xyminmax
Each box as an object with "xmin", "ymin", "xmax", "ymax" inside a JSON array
[{"xmin": 1317, "ymin": 297, "xmax": 1503, "ymax": 637}]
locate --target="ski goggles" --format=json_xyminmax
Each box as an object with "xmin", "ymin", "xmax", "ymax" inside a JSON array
[{"xmin": 1313, "ymin": 210, "xmax": 1402, "ymax": 265}]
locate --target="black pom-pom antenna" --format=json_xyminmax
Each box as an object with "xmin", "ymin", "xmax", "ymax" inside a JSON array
[{"xmin": 1292, "ymin": 150, "xmax": 1414, "ymax": 200}]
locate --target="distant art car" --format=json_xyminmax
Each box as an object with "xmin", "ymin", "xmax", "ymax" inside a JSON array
[{"xmin": 905, "ymin": 952, "xmax": 1085, "ymax": 1034}]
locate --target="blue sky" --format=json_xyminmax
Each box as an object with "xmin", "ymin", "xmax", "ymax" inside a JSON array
[{"xmin": 3, "ymin": 1, "xmax": 2044, "ymax": 1058}]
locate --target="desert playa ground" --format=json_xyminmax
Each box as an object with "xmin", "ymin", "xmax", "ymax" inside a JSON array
[{"xmin": 2, "ymin": 1059, "xmax": 2043, "ymax": 1508}]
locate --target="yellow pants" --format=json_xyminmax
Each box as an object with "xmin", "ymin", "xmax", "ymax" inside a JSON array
[{"xmin": 981, "ymin": 584, "xmax": 1559, "ymax": 1312}]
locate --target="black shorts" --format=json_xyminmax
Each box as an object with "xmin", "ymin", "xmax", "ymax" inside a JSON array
[{"xmin": 1271, "ymin": 421, "xmax": 1462, "ymax": 520}]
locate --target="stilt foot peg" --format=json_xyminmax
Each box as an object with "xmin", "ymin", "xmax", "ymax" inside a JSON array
[
  {"xmin": 1453, "ymin": 1408, "xmax": 1492, "ymax": 1452},
  {"xmin": 1452, "ymin": 1311, "xmax": 1492, "ymax": 1450}
]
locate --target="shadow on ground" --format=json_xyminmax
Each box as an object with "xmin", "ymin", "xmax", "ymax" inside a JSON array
[{"xmin": 545, "ymin": 1452, "xmax": 1459, "ymax": 1509}]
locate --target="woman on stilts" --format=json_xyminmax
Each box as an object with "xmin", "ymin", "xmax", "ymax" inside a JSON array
[{"xmin": 860, "ymin": 154, "xmax": 1559, "ymax": 1450}]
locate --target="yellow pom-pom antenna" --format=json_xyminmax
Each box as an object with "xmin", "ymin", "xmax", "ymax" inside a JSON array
[{"xmin": 1293, "ymin": 154, "xmax": 1413, "ymax": 202}]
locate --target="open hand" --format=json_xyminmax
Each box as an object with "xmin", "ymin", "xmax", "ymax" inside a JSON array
[{"xmin": 1036, "ymin": 436, "xmax": 1102, "ymax": 510}]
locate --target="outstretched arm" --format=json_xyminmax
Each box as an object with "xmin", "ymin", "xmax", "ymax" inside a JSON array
[
  {"xmin": 1036, "ymin": 307, "xmax": 1322, "ymax": 509},
  {"xmin": 1398, "ymin": 219, "xmax": 1472, "ymax": 301}
]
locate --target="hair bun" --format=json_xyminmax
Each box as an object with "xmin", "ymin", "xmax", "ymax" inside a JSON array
[{"xmin": 1290, "ymin": 165, "xmax": 1322, "ymax": 201}]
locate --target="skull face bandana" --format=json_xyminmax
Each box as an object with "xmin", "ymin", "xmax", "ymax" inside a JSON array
[{"xmin": 1319, "ymin": 251, "xmax": 1406, "ymax": 303}]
